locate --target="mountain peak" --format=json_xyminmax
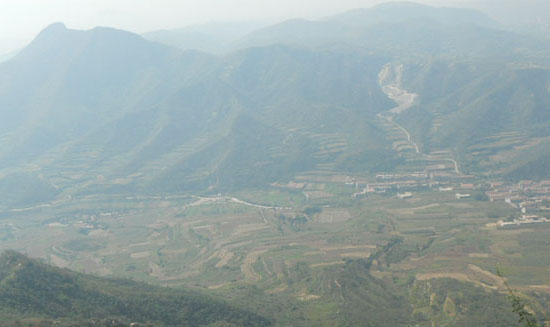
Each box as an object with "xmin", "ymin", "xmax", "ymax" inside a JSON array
[
  {"xmin": 22, "ymin": 22, "xmax": 72, "ymax": 51},
  {"xmin": 37, "ymin": 22, "xmax": 68, "ymax": 37},
  {"xmin": 11, "ymin": 22, "xmax": 76, "ymax": 63},
  {"xmin": 44, "ymin": 22, "xmax": 67, "ymax": 30}
]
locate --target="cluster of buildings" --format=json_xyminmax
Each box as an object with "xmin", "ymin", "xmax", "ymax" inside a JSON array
[
  {"xmin": 486, "ymin": 180, "xmax": 550, "ymax": 227},
  {"xmin": 487, "ymin": 181, "xmax": 550, "ymax": 208},
  {"xmin": 348, "ymin": 171, "xmax": 550, "ymax": 228},
  {"xmin": 497, "ymin": 216, "xmax": 550, "ymax": 227},
  {"xmin": 351, "ymin": 172, "xmax": 477, "ymax": 199},
  {"xmin": 47, "ymin": 212, "xmax": 115, "ymax": 232},
  {"xmin": 345, "ymin": 159, "xmax": 550, "ymax": 228}
]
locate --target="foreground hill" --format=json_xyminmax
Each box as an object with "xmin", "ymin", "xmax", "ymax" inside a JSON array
[
  {"xmin": 0, "ymin": 251, "xmax": 271, "ymax": 327},
  {"xmin": 0, "ymin": 251, "xmax": 530, "ymax": 327}
]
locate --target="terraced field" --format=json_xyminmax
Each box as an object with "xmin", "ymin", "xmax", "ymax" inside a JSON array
[{"xmin": 2, "ymin": 178, "xmax": 550, "ymax": 316}]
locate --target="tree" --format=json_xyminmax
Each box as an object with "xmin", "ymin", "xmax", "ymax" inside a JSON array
[{"xmin": 496, "ymin": 266, "xmax": 539, "ymax": 327}]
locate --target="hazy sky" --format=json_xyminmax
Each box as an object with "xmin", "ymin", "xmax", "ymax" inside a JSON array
[{"xmin": 0, "ymin": 0, "xmax": 465, "ymax": 53}]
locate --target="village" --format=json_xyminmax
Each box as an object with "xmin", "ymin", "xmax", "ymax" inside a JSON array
[
  {"xmin": 349, "ymin": 170, "xmax": 550, "ymax": 228},
  {"xmin": 486, "ymin": 180, "xmax": 550, "ymax": 227},
  {"xmin": 350, "ymin": 171, "xmax": 477, "ymax": 199}
]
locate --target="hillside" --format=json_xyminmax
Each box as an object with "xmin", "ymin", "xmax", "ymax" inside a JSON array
[
  {"xmin": 396, "ymin": 59, "xmax": 550, "ymax": 178},
  {"xmin": 0, "ymin": 250, "xmax": 533, "ymax": 327},
  {"xmin": 2, "ymin": 2, "xmax": 550, "ymax": 326},
  {"xmin": 0, "ymin": 22, "xmax": 396, "ymax": 208},
  {"xmin": 0, "ymin": 251, "xmax": 271, "ymax": 327}
]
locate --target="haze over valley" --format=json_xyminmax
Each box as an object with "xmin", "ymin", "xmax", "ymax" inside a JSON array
[{"xmin": 1, "ymin": 1, "xmax": 550, "ymax": 326}]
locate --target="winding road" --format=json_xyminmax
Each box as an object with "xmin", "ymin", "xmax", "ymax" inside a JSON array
[{"xmin": 378, "ymin": 63, "xmax": 462, "ymax": 175}]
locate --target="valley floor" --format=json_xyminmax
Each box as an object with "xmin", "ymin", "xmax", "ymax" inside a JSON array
[{"xmin": 1, "ymin": 176, "xmax": 549, "ymax": 325}]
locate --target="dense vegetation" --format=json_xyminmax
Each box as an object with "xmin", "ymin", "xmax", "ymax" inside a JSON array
[
  {"xmin": 409, "ymin": 278, "xmax": 518, "ymax": 327},
  {"xmin": 0, "ymin": 251, "xmax": 271, "ymax": 327}
]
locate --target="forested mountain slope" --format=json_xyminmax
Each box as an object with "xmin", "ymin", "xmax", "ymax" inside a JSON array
[{"xmin": 0, "ymin": 251, "xmax": 271, "ymax": 326}]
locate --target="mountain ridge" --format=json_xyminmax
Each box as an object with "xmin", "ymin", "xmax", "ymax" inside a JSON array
[
  {"xmin": 327, "ymin": 1, "xmax": 498, "ymax": 28},
  {"xmin": 2, "ymin": 2, "xmax": 550, "ymax": 209}
]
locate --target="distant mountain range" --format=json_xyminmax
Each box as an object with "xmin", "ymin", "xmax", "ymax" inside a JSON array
[
  {"xmin": 143, "ymin": 22, "xmax": 264, "ymax": 54},
  {"xmin": 1, "ymin": 2, "xmax": 550, "ymax": 208},
  {"xmin": 459, "ymin": 0, "xmax": 550, "ymax": 37}
]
